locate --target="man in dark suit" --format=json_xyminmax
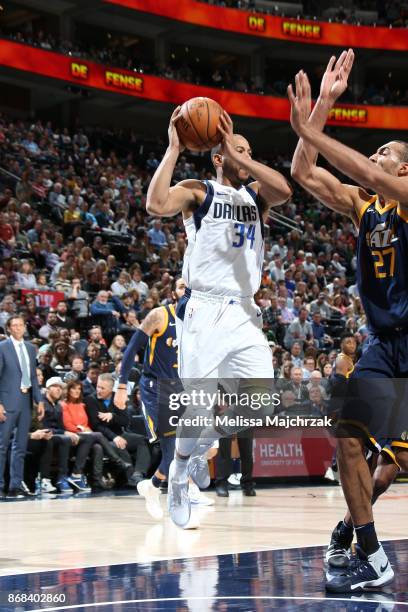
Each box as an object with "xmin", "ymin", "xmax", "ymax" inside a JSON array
[
  {"xmin": 85, "ymin": 373, "xmax": 150, "ymax": 486},
  {"xmin": 0, "ymin": 315, "xmax": 44, "ymax": 498}
]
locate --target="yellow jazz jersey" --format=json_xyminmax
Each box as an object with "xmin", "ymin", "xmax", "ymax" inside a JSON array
[{"xmin": 143, "ymin": 304, "xmax": 178, "ymax": 379}]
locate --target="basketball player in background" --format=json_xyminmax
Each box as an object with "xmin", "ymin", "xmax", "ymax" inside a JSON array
[
  {"xmin": 114, "ymin": 277, "xmax": 214, "ymax": 526},
  {"xmin": 146, "ymin": 107, "xmax": 292, "ymax": 528},
  {"xmin": 289, "ymin": 49, "xmax": 408, "ymax": 591},
  {"xmin": 326, "ymin": 333, "xmax": 399, "ymax": 568}
]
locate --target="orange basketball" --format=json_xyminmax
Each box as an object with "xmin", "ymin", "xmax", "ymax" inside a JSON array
[{"xmin": 176, "ymin": 97, "xmax": 224, "ymax": 152}]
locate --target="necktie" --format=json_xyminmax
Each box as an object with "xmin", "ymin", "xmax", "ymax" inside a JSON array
[{"xmin": 19, "ymin": 343, "xmax": 31, "ymax": 388}]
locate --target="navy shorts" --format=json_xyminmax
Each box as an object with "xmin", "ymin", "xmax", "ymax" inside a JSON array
[
  {"xmin": 139, "ymin": 375, "xmax": 183, "ymax": 442},
  {"xmin": 337, "ymin": 329, "xmax": 408, "ymax": 453}
]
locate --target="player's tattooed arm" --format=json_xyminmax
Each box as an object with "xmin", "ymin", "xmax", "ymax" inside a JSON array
[
  {"xmin": 146, "ymin": 107, "xmax": 206, "ymax": 217},
  {"xmin": 217, "ymin": 111, "xmax": 292, "ymax": 211},
  {"xmin": 140, "ymin": 307, "xmax": 166, "ymax": 337}
]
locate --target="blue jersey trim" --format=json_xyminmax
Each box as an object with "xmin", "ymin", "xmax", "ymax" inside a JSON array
[
  {"xmin": 176, "ymin": 287, "xmax": 191, "ymax": 321},
  {"xmin": 193, "ymin": 181, "xmax": 214, "ymax": 232},
  {"xmin": 245, "ymin": 185, "xmax": 264, "ymax": 240}
]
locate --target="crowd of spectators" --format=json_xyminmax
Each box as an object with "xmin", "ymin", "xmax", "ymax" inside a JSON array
[
  {"xmin": 0, "ymin": 112, "xmax": 367, "ymax": 494},
  {"xmin": 200, "ymin": 0, "xmax": 408, "ymax": 27},
  {"xmin": 2, "ymin": 28, "xmax": 408, "ymax": 106}
]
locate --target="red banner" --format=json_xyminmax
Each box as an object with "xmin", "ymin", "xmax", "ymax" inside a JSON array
[
  {"xmin": 21, "ymin": 289, "xmax": 66, "ymax": 309},
  {"xmin": 252, "ymin": 428, "xmax": 336, "ymax": 477},
  {"xmin": 2, "ymin": 41, "xmax": 408, "ymax": 130},
  {"xmin": 105, "ymin": 0, "xmax": 408, "ymax": 51}
]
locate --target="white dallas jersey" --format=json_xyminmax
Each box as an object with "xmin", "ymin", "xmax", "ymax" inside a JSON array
[{"xmin": 182, "ymin": 179, "xmax": 264, "ymax": 298}]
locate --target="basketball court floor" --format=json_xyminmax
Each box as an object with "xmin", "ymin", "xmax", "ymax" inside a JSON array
[{"xmin": 0, "ymin": 483, "xmax": 407, "ymax": 611}]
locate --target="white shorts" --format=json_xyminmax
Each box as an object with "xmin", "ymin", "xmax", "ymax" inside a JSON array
[{"xmin": 177, "ymin": 289, "xmax": 274, "ymax": 381}]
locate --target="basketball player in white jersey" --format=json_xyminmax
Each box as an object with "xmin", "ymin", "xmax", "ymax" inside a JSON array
[{"xmin": 146, "ymin": 109, "xmax": 292, "ymax": 527}]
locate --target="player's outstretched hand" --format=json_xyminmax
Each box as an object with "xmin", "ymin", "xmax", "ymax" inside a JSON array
[
  {"xmin": 217, "ymin": 111, "xmax": 236, "ymax": 159},
  {"xmin": 320, "ymin": 48, "xmax": 354, "ymax": 103},
  {"xmin": 287, "ymin": 70, "xmax": 311, "ymax": 136},
  {"xmin": 168, "ymin": 106, "xmax": 185, "ymax": 154}
]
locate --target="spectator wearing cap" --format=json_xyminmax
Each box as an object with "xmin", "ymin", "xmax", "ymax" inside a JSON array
[{"xmin": 31, "ymin": 376, "xmax": 77, "ymax": 493}]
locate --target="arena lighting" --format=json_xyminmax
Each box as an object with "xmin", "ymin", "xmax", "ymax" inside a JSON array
[{"xmin": 1, "ymin": 40, "xmax": 408, "ymax": 130}]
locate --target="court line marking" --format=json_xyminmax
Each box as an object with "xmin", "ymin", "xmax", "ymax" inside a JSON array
[
  {"xmin": 3, "ymin": 535, "xmax": 408, "ymax": 578},
  {"xmin": 29, "ymin": 595, "xmax": 408, "ymax": 612}
]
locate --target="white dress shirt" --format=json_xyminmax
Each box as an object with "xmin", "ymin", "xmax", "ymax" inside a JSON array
[{"xmin": 10, "ymin": 336, "xmax": 32, "ymax": 388}]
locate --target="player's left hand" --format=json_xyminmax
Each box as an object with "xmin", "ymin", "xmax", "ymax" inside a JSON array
[
  {"xmin": 217, "ymin": 111, "xmax": 237, "ymax": 159},
  {"xmin": 287, "ymin": 70, "xmax": 312, "ymax": 136}
]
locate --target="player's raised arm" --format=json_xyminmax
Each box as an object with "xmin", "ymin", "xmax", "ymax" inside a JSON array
[
  {"xmin": 289, "ymin": 73, "xmax": 408, "ymax": 206},
  {"xmin": 289, "ymin": 52, "xmax": 359, "ymax": 220},
  {"xmin": 217, "ymin": 111, "xmax": 292, "ymax": 214},
  {"xmin": 146, "ymin": 107, "xmax": 206, "ymax": 217}
]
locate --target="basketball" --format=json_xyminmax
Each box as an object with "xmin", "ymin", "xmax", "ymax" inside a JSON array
[{"xmin": 176, "ymin": 97, "xmax": 223, "ymax": 152}]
